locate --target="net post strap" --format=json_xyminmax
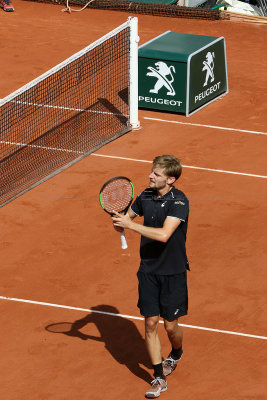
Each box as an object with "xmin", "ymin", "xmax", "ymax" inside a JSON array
[{"xmin": 61, "ymin": 0, "xmax": 93, "ymax": 12}]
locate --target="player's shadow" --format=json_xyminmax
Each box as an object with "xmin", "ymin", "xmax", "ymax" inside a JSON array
[{"xmin": 45, "ymin": 305, "xmax": 152, "ymax": 383}]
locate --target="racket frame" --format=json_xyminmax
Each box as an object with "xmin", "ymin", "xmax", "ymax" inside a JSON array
[
  {"xmin": 99, "ymin": 176, "xmax": 134, "ymax": 249},
  {"xmin": 99, "ymin": 176, "xmax": 134, "ymax": 216}
]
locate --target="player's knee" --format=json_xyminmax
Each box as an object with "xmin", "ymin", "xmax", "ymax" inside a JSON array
[
  {"xmin": 145, "ymin": 317, "xmax": 159, "ymax": 333},
  {"xmin": 164, "ymin": 320, "xmax": 177, "ymax": 336}
]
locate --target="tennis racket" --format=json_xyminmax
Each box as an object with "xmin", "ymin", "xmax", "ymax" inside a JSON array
[{"xmin": 99, "ymin": 176, "xmax": 134, "ymax": 249}]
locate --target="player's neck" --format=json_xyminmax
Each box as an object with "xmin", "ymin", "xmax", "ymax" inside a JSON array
[{"xmin": 157, "ymin": 185, "xmax": 173, "ymax": 198}]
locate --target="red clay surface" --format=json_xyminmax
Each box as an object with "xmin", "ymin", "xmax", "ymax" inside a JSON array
[{"xmin": 1, "ymin": 2, "xmax": 267, "ymax": 399}]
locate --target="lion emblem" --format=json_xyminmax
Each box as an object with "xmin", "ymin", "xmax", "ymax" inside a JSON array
[
  {"xmin": 202, "ymin": 51, "xmax": 215, "ymax": 87},
  {"xmin": 146, "ymin": 61, "xmax": 176, "ymax": 96}
]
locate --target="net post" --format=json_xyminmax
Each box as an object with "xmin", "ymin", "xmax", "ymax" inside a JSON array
[{"xmin": 128, "ymin": 17, "xmax": 140, "ymax": 130}]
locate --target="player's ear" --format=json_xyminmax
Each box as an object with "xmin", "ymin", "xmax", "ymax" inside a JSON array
[{"xmin": 167, "ymin": 176, "xmax": 176, "ymax": 185}]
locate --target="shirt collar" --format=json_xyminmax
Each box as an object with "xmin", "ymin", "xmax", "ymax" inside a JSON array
[{"xmin": 155, "ymin": 187, "xmax": 175, "ymax": 201}]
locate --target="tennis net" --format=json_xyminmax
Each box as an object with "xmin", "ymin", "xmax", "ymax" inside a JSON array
[
  {"xmin": 0, "ymin": 17, "xmax": 139, "ymax": 207},
  {"xmin": 25, "ymin": 0, "xmax": 226, "ymax": 20}
]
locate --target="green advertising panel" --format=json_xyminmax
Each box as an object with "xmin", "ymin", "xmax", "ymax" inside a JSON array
[
  {"xmin": 138, "ymin": 31, "xmax": 228, "ymax": 116},
  {"xmin": 138, "ymin": 57, "xmax": 187, "ymax": 113},
  {"xmin": 188, "ymin": 38, "xmax": 228, "ymax": 114}
]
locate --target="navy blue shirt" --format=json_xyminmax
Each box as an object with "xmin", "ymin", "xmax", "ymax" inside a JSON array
[{"xmin": 131, "ymin": 187, "xmax": 189, "ymax": 275}]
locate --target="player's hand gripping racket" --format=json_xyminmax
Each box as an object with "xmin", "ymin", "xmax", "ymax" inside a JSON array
[{"xmin": 99, "ymin": 176, "xmax": 134, "ymax": 249}]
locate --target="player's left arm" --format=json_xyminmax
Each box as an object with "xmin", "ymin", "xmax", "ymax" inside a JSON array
[
  {"xmin": 113, "ymin": 208, "xmax": 137, "ymax": 232},
  {"xmin": 112, "ymin": 213, "xmax": 181, "ymax": 243}
]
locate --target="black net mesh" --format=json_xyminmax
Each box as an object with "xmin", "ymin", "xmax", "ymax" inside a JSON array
[
  {"xmin": 0, "ymin": 27, "xmax": 131, "ymax": 207},
  {"xmin": 24, "ymin": 0, "xmax": 227, "ymax": 20}
]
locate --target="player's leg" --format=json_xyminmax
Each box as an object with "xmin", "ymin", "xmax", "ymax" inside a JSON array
[
  {"xmin": 137, "ymin": 272, "xmax": 164, "ymax": 373},
  {"xmin": 144, "ymin": 318, "xmax": 167, "ymax": 400},
  {"xmin": 145, "ymin": 315, "xmax": 162, "ymax": 365},
  {"xmin": 159, "ymin": 272, "xmax": 188, "ymax": 376},
  {"xmin": 162, "ymin": 318, "xmax": 183, "ymax": 376},
  {"xmin": 164, "ymin": 318, "xmax": 183, "ymax": 351},
  {"xmin": 137, "ymin": 272, "xmax": 167, "ymax": 398}
]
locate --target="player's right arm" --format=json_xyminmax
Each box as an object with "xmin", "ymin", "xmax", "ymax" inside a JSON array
[{"xmin": 113, "ymin": 212, "xmax": 181, "ymax": 243}]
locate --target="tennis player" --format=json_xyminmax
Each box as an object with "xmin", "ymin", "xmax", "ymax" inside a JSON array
[{"xmin": 112, "ymin": 155, "xmax": 189, "ymax": 398}]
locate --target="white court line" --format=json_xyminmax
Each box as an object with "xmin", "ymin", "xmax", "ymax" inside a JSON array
[
  {"xmin": 11, "ymin": 100, "xmax": 128, "ymax": 118},
  {"xmin": 144, "ymin": 117, "xmax": 267, "ymax": 136},
  {"xmin": 92, "ymin": 154, "xmax": 267, "ymax": 179},
  {"xmin": 0, "ymin": 296, "xmax": 266, "ymax": 341},
  {"xmin": 0, "ymin": 140, "xmax": 83, "ymax": 154}
]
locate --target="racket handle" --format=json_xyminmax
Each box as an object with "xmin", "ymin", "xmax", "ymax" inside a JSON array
[{"xmin": 120, "ymin": 230, "xmax": 128, "ymax": 249}]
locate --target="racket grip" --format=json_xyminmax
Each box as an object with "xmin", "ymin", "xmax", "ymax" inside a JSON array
[{"xmin": 120, "ymin": 230, "xmax": 128, "ymax": 249}]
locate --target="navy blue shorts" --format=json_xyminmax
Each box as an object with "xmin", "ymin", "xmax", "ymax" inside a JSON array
[{"xmin": 137, "ymin": 271, "xmax": 188, "ymax": 321}]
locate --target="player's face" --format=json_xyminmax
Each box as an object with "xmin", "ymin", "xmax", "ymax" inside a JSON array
[{"xmin": 149, "ymin": 166, "xmax": 173, "ymax": 191}]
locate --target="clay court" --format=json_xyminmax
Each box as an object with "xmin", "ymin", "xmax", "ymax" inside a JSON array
[{"xmin": 0, "ymin": 1, "xmax": 267, "ymax": 399}]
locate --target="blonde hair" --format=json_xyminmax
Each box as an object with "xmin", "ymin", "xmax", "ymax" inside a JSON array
[{"xmin": 153, "ymin": 155, "xmax": 182, "ymax": 180}]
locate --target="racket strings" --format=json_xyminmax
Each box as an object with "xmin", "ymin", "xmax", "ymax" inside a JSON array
[{"xmin": 102, "ymin": 179, "xmax": 132, "ymax": 213}]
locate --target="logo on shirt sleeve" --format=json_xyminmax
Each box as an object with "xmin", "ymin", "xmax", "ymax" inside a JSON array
[{"xmin": 175, "ymin": 201, "xmax": 185, "ymax": 205}]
